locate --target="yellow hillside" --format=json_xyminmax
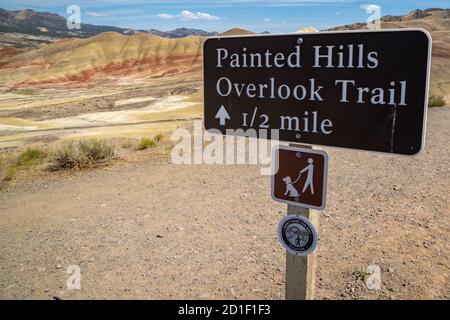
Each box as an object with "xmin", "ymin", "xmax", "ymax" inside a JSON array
[{"xmin": 0, "ymin": 32, "xmax": 204, "ymax": 87}]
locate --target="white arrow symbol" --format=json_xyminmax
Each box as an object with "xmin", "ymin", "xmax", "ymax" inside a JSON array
[{"xmin": 215, "ymin": 105, "xmax": 230, "ymax": 126}]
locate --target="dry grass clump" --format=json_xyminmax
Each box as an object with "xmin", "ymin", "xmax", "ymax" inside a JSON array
[
  {"xmin": 428, "ymin": 95, "xmax": 446, "ymax": 107},
  {"xmin": 3, "ymin": 167, "xmax": 16, "ymax": 182},
  {"xmin": 136, "ymin": 134, "xmax": 163, "ymax": 151},
  {"xmin": 136, "ymin": 137, "xmax": 156, "ymax": 150},
  {"xmin": 16, "ymin": 148, "xmax": 46, "ymax": 168},
  {"xmin": 1, "ymin": 148, "xmax": 46, "ymax": 182},
  {"xmin": 49, "ymin": 139, "xmax": 117, "ymax": 170}
]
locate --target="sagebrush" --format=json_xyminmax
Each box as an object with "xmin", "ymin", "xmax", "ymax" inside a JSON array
[{"xmin": 49, "ymin": 140, "xmax": 116, "ymax": 170}]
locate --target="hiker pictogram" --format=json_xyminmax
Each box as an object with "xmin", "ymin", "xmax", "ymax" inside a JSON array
[
  {"xmin": 272, "ymin": 146, "xmax": 328, "ymax": 210},
  {"xmin": 282, "ymin": 157, "xmax": 316, "ymax": 199}
]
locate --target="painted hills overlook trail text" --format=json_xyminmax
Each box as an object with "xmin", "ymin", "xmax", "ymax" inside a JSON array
[{"xmin": 203, "ymin": 29, "xmax": 431, "ymax": 155}]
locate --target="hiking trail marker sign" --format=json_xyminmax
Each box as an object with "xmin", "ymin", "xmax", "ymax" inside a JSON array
[
  {"xmin": 203, "ymin": 29, "xmax": 431, "ymax": 155},
  {"xmin": 278, "ymin": 214, "xmax": 318, "ymax": 256},
  {"xmin": 272, "ymin": 145, "xmax": 328, "ymax": 210}
]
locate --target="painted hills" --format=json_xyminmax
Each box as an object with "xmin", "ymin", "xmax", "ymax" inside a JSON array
[
  {"xmin": 0, "ymin": 32, "xmax": 205, "ymax": 88},
  {"xmin": 0, "ymin": 8, "xmax": 449, "ymax": 97}
]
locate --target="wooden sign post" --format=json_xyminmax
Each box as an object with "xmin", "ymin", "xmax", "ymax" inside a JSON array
[
  {"xmin": 284, "ymin": 144, "xmax": 318, "ymax": 300},
  {"xmin": 286, "ymin": 202, "xmax": 318, "ymax": 300}
]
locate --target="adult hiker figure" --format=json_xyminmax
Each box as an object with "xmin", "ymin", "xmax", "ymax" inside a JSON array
[
  {"xmin": 300, "ymin": 158, "xmax": 315, "ymax": 195},
  {"xmin": 282, "ymin": 158, "xmax": 316, "ymax": 198}
]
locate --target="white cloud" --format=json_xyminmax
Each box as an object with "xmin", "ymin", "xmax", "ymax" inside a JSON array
[
  {"xmin": 86, "ymin": 11, "xmax": 110, "ymax": 18},
  {"xmin": 361, "ymin": 4, "xmax": 381, "ymax": 13},
  {"xmin": 157, "ymin": 13, "xmax": 175, "ymax": 19},
  {"xmin": 157, "ymin": 10, "xmax": 220, "ymax": 21},
  {"xmin": 263, "ymin": 18, "xmax": 271, "ymax": 22},
  {"xmin": 180, "ymin": 10, "xmax": 220, "ymax": 20}
]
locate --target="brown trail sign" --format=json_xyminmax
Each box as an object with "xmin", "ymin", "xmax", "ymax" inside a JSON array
[
  {"xmin": 272, "ymin": 145, "xmax": 328, "ymax": 210},
  {"xmin": 203, "ymin": 29, "xmax": 431, "ymax": 155}
]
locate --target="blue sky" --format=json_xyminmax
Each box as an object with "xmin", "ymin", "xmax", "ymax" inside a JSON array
[{"xmin": 2, "ymin": 0, "xmax": 449, "ymax": 32}]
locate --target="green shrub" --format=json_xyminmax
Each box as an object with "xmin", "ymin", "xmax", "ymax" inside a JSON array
[
  {"xmin": 428, "ymin": 95, "xmax": 446, "ymax": 108},
  {"xmin": 16, "ymin": 148, "xmax": 46, "ymax": 168},
  {"xmin": 136, "ymin": 137, "xmax": 156, "ymax": 150},
  {"xmin": 49, "ymin": 139, "xmax": 116, "ymax": 170}
]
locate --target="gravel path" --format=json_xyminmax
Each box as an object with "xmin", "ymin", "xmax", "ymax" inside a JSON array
[{"xmin": 0, "ymin": 107, "xmax": 448, "ymax": 300}]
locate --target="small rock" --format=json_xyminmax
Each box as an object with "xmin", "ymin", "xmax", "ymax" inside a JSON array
[
  {"xmin": 56, "ymin": 264, "xmax": 62, "ymax": 269},
  {"xmin": 44, "ymin": 288, "xmax": 50, "ymax": 293},
  {"xmin": 388, "ymin": 267, "xmax": 395, "ymax": 273},
  {"xmin": 393, "ymin": 186, "xmax": 401, "ymax": 191},
  {"xmin": 156, "ymin": 234, "xmax": 163, "ymax": 238}
]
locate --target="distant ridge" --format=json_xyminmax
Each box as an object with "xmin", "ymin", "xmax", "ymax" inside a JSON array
[
  {"xmin": 148, "ymin": 28, "xmax": 217, "ymax": 38},
  {"xmin": 326, "ymin": 8, "xmax": 450, "ymax": 31},
  {"xmin": 0, "ymin": 8, "xmax": 217, "ymax": 47},
  {"xmin": 0, "ymin": 8, "xmax": 133, "ymax": 38},
  {"xmin": 220, "ymin": 28, "xmax": 255, "ymax": 36}
]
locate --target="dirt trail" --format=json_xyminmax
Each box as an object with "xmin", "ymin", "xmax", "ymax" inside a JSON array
[{"xmin": 0, "ymin": 108, "xmax": 449, "ymax": 300}]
